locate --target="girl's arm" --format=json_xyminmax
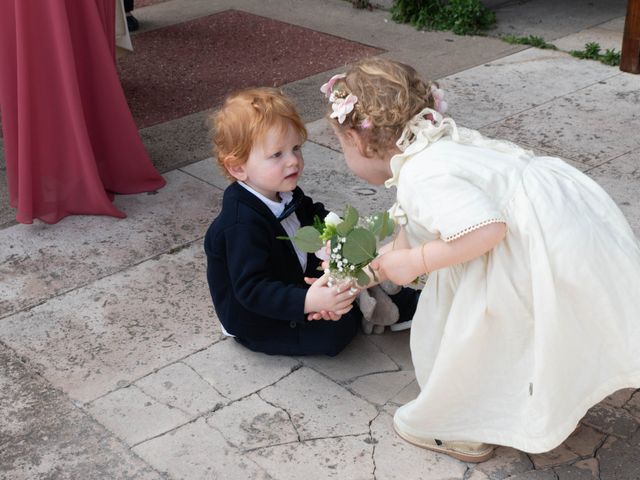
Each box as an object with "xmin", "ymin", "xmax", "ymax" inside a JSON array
[
  {"xmin": 371, "ymin": 222, "xmax": 507, "ymax": 285},
  {"xmin": 377, "ymin": 227, "xmax": 411, "ymax": 255}
]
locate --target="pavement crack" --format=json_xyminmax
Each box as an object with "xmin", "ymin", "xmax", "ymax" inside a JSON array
[
  {"xmin": 257, "ymin": 391, "xmax": 302, "ymax": 443},
  {"xmin": 526, "ymin": 453, "xmax": 536, "ymax": 469},
  {"xmin": 221, "ymin": 361, "xmax": 303, "ymax": 409},
  {"xmin": 462, "ymin": 466, "xmax": 472, "ymax": 480},
  {"xmin": 133, "ymin": 383, "xmax": 192, "ymax": 417},
  {"xmin": 368, "ymin": 410, "xmax": 381, "ymax": 480},
  {"xmin": 593, "ymin": 434, "xmax": 609, "ymax": 460},
  {"xmin": 242, "ymin": 432, "xmax": 369, "ymax": 453},
  {"xmin": 84, "ymin": 339, "xmax": 225, "ymax": 404},
  {"xmin": 182, "ymin": 358, "xmax": 229, "ymax": 399}
]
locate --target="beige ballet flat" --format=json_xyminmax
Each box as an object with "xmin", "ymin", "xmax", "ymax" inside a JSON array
[{"xmin": 393, "ymin": 420, "xmax": 495, "ymax": 463}]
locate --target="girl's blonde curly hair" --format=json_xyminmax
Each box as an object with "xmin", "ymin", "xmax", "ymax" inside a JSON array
[{"xmin": 328, "ymin": 58, "xmax": 438, "ymax": 158}]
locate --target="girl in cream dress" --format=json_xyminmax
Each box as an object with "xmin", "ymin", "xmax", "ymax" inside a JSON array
[{"xmin": 321, "ymin": 58, "xmax": 640, "ymax": 462}]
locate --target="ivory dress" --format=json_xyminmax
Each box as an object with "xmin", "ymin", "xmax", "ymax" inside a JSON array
[{"xmin": 389, "ymin": 109, "xmax": 640, "ymax": 453}]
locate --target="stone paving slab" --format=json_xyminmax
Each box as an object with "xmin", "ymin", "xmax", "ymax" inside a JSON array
[
  {"xmin": 554, "ymin": 458, "xmax": 600, "ymax": 480},
  {"xmin": 183, "ymin": 339, "xmax": 300, "ymax": 400},
  {"xmin": 442, "ymin": 48, "xmax": 618, "ymax": 130},
  {"xmin": 588, "ymin": 150, "xmax": 640, "ymax": 236},
  {"xmin": 259, "ymin": 367, "xmax": 377, "ymax": 440},
  {"xmin": 300, "ymin": 334, "xmax": 399, "ymax": 384},
  {"xmin": 88, "ymin": 385, "xmax": 192, "ymax": 446},
  {"xmin": 553, "ymin": 17, "xmax": 626, "ymax": 53},
  {"xmin": 370, "ymin": 412, "xmax": 468, "ymax": 480},
  {"xmin": 485, "ymin": 0, "xmax": 627, "ymax": 41},
  {"xmin": 597, "ymin": 431, "xmax": 640, "ymax": 479},
  {"xmin": 0, "ymin": 243, "xmax": 220, "ymax": 403},
  {"xmin": 480, "ymin": 72, "xmax": 640, "ymax": 168},
  {"xmin": 0, "ymin": 345, "xmax": 163, "ymax": 480},
  {"xmin": 206, "ymin": 393, "xmax": 299, "ymax": 450},
  {"xmin": 0, "ymin": 170, "xmax": 220, "ymax": 319},
  {"xmin": 132, "ymin": 417, "xmax": 272, "ymax": 480},
  {"xmin": 135, "ymin": 361, "xmax": 227, "ymax": 416},
  {"xmin": 474, "ymin": 447, "xmax": 533, "ymax": 480},
  {"xmin": 348, "ymin": 370, "xmax": 416, "ymax": 406},
  {"xmin": 247, "ymin": 435, "xmax": 373, "ymax": 480}
]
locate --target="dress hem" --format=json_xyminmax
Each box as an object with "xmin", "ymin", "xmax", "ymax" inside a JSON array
[{"xmin": 394, "ymin": 372, "xmax": 640, "ymax": 454}]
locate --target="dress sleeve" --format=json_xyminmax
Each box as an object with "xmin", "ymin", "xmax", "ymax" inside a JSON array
[{"xmin": 406, "ymin": 172, "xmax": 506, "ymax": 242}]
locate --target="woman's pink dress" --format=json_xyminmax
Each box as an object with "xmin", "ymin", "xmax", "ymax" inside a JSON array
[{"xmin": 0, "ymin": 0, "xmax": 166, "ymax": 224}]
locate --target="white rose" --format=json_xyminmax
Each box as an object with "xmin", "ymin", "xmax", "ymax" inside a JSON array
[{"xmin": 324, "ymin": 212, "xmax": 342, "ymax": 227}]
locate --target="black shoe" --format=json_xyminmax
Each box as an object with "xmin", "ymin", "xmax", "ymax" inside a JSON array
[{"xmin": 126, "ymin": 14, "xmax": 139, "ymax": 32}]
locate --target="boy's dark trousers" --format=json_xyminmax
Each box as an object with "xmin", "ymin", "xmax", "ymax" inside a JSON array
[{"xmin": 123, "ymin": 0, "xmax": 134, "ymax": 13}]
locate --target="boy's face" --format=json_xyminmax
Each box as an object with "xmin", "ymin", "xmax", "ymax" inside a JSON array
[{"xmin": 227, "ymin": 123, "xmax": 304, "ymax": 201}]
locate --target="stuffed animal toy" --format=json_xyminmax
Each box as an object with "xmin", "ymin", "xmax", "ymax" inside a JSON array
[{"xmin": 357, "ymin": 281, "xmax": 403, "ymax": 334}]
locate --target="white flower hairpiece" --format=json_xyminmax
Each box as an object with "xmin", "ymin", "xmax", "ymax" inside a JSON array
[
  {"xmin": 330, "ymin": 94, "xmax": 358, "ymax": 124},
  {"xmin": 320, "ymin": 74, "xmax": 345, "ymax": 98},
  {"xmin": 321, "ymin": 73, "xmax": 359, "ymax": 124}
]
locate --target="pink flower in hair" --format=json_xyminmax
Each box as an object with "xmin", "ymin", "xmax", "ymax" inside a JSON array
[
  {"xmin": 330, "ymin": 94, "xmax": 358, "ymax": 124},
  {"xmin": 320, "ymin": 73, "xmax": 346, "ymax": 98},
  {"xmin": 431, "ymin": 85, "xmax": 448, "ymax": 114},
  {"xmin": 361, "ymin": 118, "xmax": 372, "ymax": 129}
]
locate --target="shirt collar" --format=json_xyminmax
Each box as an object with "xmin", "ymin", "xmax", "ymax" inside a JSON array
[{"xmin": 238, "ymin": 182, "xmax": 293, "ymax": 218}]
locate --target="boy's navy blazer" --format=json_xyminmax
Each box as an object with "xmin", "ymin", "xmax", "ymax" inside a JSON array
[{"xmin": 204, "ymin": 182, "xmax": 334, "ymax": 353}]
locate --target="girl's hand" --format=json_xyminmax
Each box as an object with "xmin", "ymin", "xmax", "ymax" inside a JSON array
[
  {"xmin": 370, "ymin": 248, "xmax": 423, "ymax": 286},
  {"xmin": 371, "ymin": 222, "xmax": 507, "ymax": 284}
]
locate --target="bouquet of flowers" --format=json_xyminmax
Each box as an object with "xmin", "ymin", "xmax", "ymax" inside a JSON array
[{"xmin": 285, "ymin": 206, "xmax": 395, "ymax": 287}]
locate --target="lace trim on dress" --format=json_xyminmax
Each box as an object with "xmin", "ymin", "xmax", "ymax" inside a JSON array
[
  {"xmin": 387, "ymin": 108, "xmax": 536, "ymax": 189},
  {"xmin": 395, "ymin": 108, "xmax": 454, "ymax": 153},
  {"xmin": 444, "ymin": 218, "xmax": 506, "ymax": 242}
]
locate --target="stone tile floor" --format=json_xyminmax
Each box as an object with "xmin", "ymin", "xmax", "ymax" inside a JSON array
[{"xmin": 1, "ymin": 1, "xmax": 640, "ymax": 478}]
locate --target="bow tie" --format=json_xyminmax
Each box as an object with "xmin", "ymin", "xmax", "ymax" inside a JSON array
[{"xmin": 277, "ymin": 191, "xmax": 303, "ymax": 221}]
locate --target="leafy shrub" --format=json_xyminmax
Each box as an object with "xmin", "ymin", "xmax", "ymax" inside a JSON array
[
  {"xmin": 392, "ymin": 0, "xmax": 496, "ymax": 35},
  {"xmin": 502, "ymin": 35, "xmax": 557, "ymax": 50},
  {"xmin": 570, "ymin": 42, "xmax": 620, "ymax": 66}
]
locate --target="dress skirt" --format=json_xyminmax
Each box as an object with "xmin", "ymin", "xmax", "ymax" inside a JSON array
[{"xmin": 0, "ymin": 0, "xmax": 165, "ymax": 224}]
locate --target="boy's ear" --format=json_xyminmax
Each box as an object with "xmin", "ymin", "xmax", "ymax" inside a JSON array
[{"xmin": 225, "ymin": 160, "xmax": 247, "ymax": 181}]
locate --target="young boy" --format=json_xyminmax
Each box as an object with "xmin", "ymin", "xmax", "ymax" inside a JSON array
[{"xmin": 204, "ymin": 88, "xmax": 361, "ymax": 356}]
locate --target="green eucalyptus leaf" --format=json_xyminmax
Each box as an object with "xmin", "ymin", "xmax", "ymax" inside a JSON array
[
  {"xmin": 336, "ymin": 205, "xmax": 359, "ymax": 236},
  {"xmin": 342, "ymin": 227, "xmax": 376, "ymax": 264},
  {"xmin": 367, "ymin": 211, "xmax": 395, "ymax": 241},
  {"xmin": 379, "ymin": 212, "xmax": 395, "ymax": 241},
  {"xmin": 291, "ymin": 226, "xmax": 324, "ymax": 253},
  {"xmin": 356, "ymin": 269, "xmax": 371, "ymax": 287}
]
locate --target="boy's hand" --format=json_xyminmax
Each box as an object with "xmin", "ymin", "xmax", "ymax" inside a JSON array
[
  {"xmin": 304, "ymin": 274, "xmax": 358, "ymax": 318},
  {"xmin": 304, "ymin": 277, "xmax": 356, "ymax": 320}
]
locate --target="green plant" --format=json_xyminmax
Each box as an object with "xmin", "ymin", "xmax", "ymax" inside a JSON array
[
  {"xmin": 391, "ymin": 0, "xmax": 496, "ymax": 36},
  {"xmin": 352, "ymin": 0, "xmax": 372, "ymax": 9},
  {"xmin": 601, "ymin": 48, "xmax": 621, "ymax": 66},
  {"xmin": 502, "ymin": 35, "xmax": 557, "ymax": 50},
  {"xmin": 570, "ymin": 42, "xmax": 620, "ymax": 66}
]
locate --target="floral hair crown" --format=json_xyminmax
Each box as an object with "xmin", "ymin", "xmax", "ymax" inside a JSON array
[
  {"xmin": 320, "ymin": 73, "xmax": 448, "ymax": 127},
  {"xmin": 320, "ymin": 74, "xmax": 361, "ymax": 125}
]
